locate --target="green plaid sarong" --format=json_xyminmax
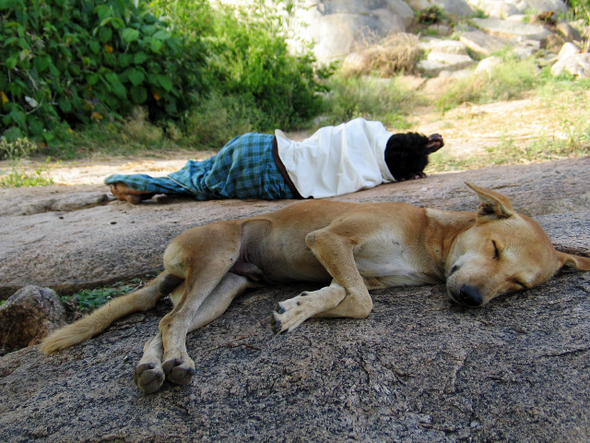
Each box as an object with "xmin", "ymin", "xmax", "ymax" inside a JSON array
[{"xmin": 104, "ymin": 133, "xmax": 294, "ymax": 200}]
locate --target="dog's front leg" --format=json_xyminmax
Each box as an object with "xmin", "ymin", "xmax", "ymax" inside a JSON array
[
  {"xmin": 272, "ymin": 225, "xmax": 374, "ymax": 333},
  {"xmin": 271, "ymin": 279, "xmax": 347, "ymax": 333}
]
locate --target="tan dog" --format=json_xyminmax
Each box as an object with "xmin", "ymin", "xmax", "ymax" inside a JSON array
[{"xmin": 40, "ymin": 183, "xmax": 590, "ymax": 394}]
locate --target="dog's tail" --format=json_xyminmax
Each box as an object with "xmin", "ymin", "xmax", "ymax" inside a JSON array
[{"xmin": 40, "ymin": 273, "xmax": 183, "ymax": 355}]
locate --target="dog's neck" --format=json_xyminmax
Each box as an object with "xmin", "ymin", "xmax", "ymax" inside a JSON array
[{"xmin": 424, "ymin": 208, "xmax": 476, "ymax": 275}]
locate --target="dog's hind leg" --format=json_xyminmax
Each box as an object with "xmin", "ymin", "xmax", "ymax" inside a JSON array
[{"xmin": 134, "ymin": 273, "xmax": 256, "ymax": 393}]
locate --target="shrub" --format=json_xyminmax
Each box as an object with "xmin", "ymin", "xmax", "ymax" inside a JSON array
[
  {"xmin": 323, "ymin": 74, "xmax": 423, "ymax": 129},
  {"xmin": 436, "ymin": 56, "xmax": 542, "ymax": 112},
  {"xmin": 0, "ymin": 0, "xmax": 207, "ymax": 143},
  {"xmin": 206, "ymin": 0, "xmax": 330, "ymax": 131}
]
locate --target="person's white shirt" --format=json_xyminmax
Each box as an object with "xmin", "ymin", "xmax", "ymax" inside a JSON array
[{"xmin": 275, "ymin": 118, "xmax": 396, "ymax": 198}]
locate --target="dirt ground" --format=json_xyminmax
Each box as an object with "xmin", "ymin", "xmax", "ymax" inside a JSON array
[{"xmin": 0, "ymin": 96, "xmax": 577, "ymax": 187}]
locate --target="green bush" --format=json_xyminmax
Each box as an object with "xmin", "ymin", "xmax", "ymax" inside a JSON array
[
  {"xmin": 323, "ymin": 74, "xmax": 423, "ymax": 129},
  {"xmin": 206, "ymin": 0, "xmax": 330, "ymax": 132},
  {"xmin": 0, "ymin": 0, "xmax": 207, "ymax": 143}
]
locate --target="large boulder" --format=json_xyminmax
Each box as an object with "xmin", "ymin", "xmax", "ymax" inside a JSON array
[
  {"xmin": 2, "ymin": 158, "xmax": 590, "ymax": 299},
  {"xmin": 291, "ymin": 0, "xmax": 415, "ymax": 63},
  {"xmin": 1, "ymin": 158, "xmax": 590, "ymax": 441},
  {"xmin": 0, "ymin": 255, "xmax": 589, "ymax": 441}
]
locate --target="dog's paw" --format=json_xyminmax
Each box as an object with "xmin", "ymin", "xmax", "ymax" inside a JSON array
[
  {"xmin": 270, "ymin": 294, "xmax": 311, "ymax": 334},
  {"xmin": 162, "ymin": 357, "xmax": 196, "ymax": 386},
  {"xmin": 134, "ymin": 362, "xmax": 165, "ymax": 394}
]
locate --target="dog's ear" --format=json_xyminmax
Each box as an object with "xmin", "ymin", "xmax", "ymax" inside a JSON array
[
  {"xmin": 556, "ymin": 251, "xmax": 590, "ymax": 271},
  {"xmin": 466, "ymin": 182, "xmax": 514, "ymax": 221}
]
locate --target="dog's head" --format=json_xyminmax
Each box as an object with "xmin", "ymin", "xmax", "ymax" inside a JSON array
[{"xmin": 445, "ymin": 182, "xmax": 590, "ymax": 307}]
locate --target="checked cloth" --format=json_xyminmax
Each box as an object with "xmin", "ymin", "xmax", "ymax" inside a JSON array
[{"xmin": 104, "ymin": 133, "xmax": 295, "ymax": 200}]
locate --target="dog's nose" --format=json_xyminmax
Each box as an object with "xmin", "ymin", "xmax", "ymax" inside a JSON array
[{"xmin": 456, "ymin": 284, "xmax": 484, "ymax": 307}]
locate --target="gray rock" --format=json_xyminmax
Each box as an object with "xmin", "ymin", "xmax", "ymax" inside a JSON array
[
  {"xmin": 291, "ymin": 0, "xmax": 415, "ymax": 63},
  {"xmin": 1, "ymin": 159, "xmax": 590, "ymax": 441},
  {"xmin": 472, "ymin": 17, "xmax": 553, "ymax": 40},
  {"xmin": 468, "ymin": 0, "xmax": 521, "ymax": 17},
  {"xmin": 1, "ymin": 255, "xmax": 590, "ymax": 441},
  {"xmin": 459, "ymin": 29, "xmax": 515, "ymax": 55},
  {"xmin": 421, "ymin": 39, "xmax": 470, "ymax": 55},
  {"xmin": 418, "ymin": 52, "xmax": 476, "ymax": 75},
  {"xmin": 525, "ymin": 0, "xmax": 568, "ymax": 13},
  {"xmin": 556, "ymin": 21, "xmax": 582, "ymax": 41},
  {"xmin": 308, "ymin": 12, "xmax": 406, "ymax": 62},
  {"xmin": 558, "ymin": 41, "xmax": 581, "ymax": 59},
  {"xmin": 0, "ymin": 286, "xmax": 66, "ymax": 351},
  {"xmin": 551, "ymin": 53, "xmax": 590, "ymax": 78},
  {"xmin": 474, "ymin": 55, "xmax": 503, "ymax": 75},
  {"xmin": 429, "ymin": 0, "xmax": 475, "ymax": 16}
]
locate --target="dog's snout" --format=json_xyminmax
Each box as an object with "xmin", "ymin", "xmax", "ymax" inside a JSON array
[{"xmin": 456, "ymin": 284, "xmax": 484, "ymax": 307}]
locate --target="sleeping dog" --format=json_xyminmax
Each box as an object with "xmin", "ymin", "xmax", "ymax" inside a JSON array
[{"xmin": 41, "ymin": 183, "xmax": 590, "ymax": 394}]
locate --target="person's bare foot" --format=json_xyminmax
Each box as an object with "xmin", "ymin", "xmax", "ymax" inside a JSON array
[
  {"xmin": 426, "ymin": 134, "xmax": 444, "ymax": 153},
  {"xmin": 110, "ymin": 183, "xmax": 156, "ymax": 205}
]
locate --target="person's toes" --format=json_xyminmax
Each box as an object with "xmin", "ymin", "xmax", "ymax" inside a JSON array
[{"xmin": 110, "ymin": 184, "xmax": 127, "ymax": 202}]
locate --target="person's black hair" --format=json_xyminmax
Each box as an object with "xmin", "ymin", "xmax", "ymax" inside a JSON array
[{"xmin": 384, "ymin": 133, "xmax": 436, "ymax": 180}]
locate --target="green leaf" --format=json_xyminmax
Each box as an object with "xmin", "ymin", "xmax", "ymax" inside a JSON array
[
  {"xmin": 9, "ymin": 109, "xmax": 26, "ymax": 127},
  {"xmin": 4, "ymin": 126, "xmax": 23, "ymax": 142},
  {"xmin": 130, "ymin": 85, "xmax": 147, "ymax": 104},
  {"xmin": 89, "ymin": 40, "xmax": 100, "ymax": 54},
  {"xmin": 157, "ymin": 74, "xmax": 172, "ymax": 92},
  {"xmin": 165, "ymin": 97, "xmax": 177, "ymax": 114},
  {"xmin": 28, "ymin": 116, "xmax": 44, "ymax": 135},
  {"xmin": 141, "ymin": 24, "xmax": 157, "ymax": 36},
  {"xmin": 127, "ymin": 68, "xmax": 145, "ymax": 86},
  {"xmin": 152, "ymin": 30, "xmax": 171, "ymax": 40},
  {"xmin": 119, "ymin": 53, "xmax": 132, "ymax": 67},
  {"xmin": 150, "ymin": 38, "xmax": 162, "ymax": 52},
  {"xmin": 4, "ymin": 36, "xmax": 18, "ymax": 46},
  {"xmin": 111, "ymin": 17, "xmax": 125, "ymax": 29},
  {"xmin": 133, "ymin": 51, "xmax": 147, "ymax": 64},
  {"xmin": 6, "ymin": 57, "xmax": 17, "ymax": 70},
  {"xmin": 121, "ymin": 28, "xmax": 140, "ymax": 43},
  {"xmin": 0, "ymin": 0, "xmax": 22, "ymax": 9},
  {"xmin": 59, "ymin": 97, "xmax": 72, "ymax": 113},
  {"xmin": 105, "ymin": 72, "xmax": 127, "ymax": 99},
  {"xmin": 33, "ymin": 55, "xmax": 50, "ymax": 73},
  {"xmin": 42, "ymin": 130, "xmax": 55, "ymax": 143},
  {"xmin": 98, "ymin": 27, "xmax": 113, "ymax": 43},
  {"xmin": 87, "ymin": 73, "xmax": 99, "ymax": 86},
  {"xmin": 94, "ymin": 5, "xmax": 112, "ymax": 22}
]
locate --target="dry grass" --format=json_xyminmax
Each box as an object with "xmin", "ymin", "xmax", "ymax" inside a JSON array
[{"xmin": 342, "ymin": 33, "xmax": 423, "ymax": 77}]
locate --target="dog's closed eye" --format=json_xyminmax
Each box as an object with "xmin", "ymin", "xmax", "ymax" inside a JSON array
[{"xmin": 492, "ymin": 240, "xmax": 500, "ymax": 259}]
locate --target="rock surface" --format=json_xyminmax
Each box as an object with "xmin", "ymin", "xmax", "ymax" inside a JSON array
[
  {"xmin": 2, "ymin": 157, "xmax": 590, "ymax": 299},
  {"xmin": 289, "ymin": 0, "xmax": 580, "ymax": 68},
  {"xmin": 1, "ymin": 158, "xmax": 590, "ymax": 441},
  {"xmin": 0, "ymin": 286, "xmax": 66, "ymax": 351}
]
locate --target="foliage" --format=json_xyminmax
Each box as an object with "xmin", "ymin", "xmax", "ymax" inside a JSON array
[
  {"xmin": 566, "ymin": 0, "xmax": 590, "ymax": 23},
  {"xmin": 323, "ymin": 74, "xmax": 423, "ymax": 129},
  {"xmin": 436, "ymin": 57, "xmax": 542, "ymax": 112},
  {"xmin": 0, "ymin": 136, "xmax": 38, "ymax": 159},
  {"xmin": 0, "ymin": 0, "xmax": 207, "ymax": 144},
  {"xmin": 0, "ymin": 161, "xmax": 54, "ymax": 187},
  {"xmin": 61, "ymin": 278, "xmax": 145, "ymax": 312},
  {"xmin": 205, "ymin": 0, "xmax": 331, "ymax": 131}
]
